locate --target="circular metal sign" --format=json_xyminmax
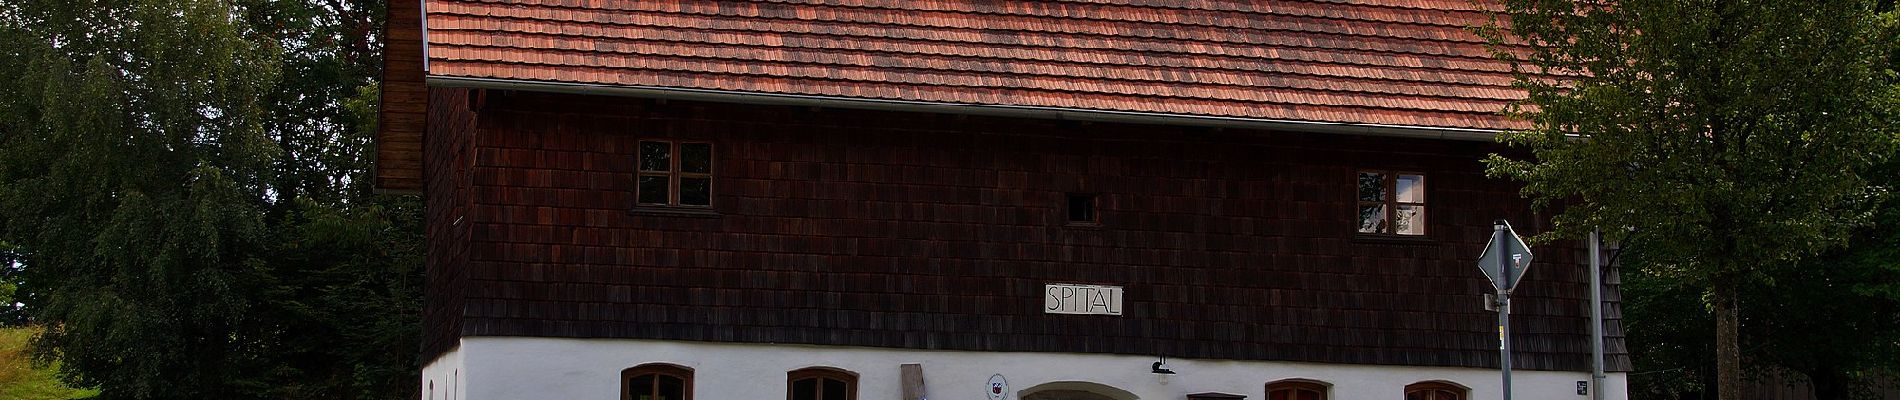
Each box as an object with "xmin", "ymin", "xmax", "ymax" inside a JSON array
[{"xmin": 986, "ymin": 374, "xmax": 1009, "ymax": 400}]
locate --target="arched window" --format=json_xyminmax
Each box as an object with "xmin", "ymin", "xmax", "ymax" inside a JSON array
[
  {"xmin": 1265, "ymin": 379, "xmax": 1329, "ymax": 400},
  {"xmin": 1404, "ymin": 381, "xmax": 1468, "ymax": 400},
  {"xmin": 787, "ymin": 367, "xmax": 858, "ymax": 400},
  {"xmin": 622, "ymin": 363, "xmax": 693, "ymax": 400}
]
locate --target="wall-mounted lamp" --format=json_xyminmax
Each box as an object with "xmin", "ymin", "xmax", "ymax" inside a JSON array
[{"xmin": 1152, "ymin": 356, "xmax": 1177, "ymax": 385}]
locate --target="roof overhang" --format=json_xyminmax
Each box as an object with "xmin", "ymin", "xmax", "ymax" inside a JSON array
[{"xmin": 429, "ymin": 76, "xmax": 1504, "ymax": 142}]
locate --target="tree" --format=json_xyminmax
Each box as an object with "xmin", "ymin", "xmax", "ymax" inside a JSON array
[
  {"xmin": 0, "ymin": 1, "xmax": 283, "ymax": 396},
  {"xmin": 0, "ymin": 0, "xmax": 418, "ymax": 398},
  {"xmin": 1622, "ymin": 206, "xmax": 1900, "ymax": 399},
  {"xmin": 1481, "ymin": 1, "xmax": 1900, "ymax": 398}
]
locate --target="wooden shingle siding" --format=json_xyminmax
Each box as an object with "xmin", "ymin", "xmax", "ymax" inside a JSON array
[
  {"xmin": 446, "ymin": 91, "xmax": 1628, "ymax": 372},
  {"xmin": 419, "ymin": 0, "xmax": 1533, "ymax": 130},
  {"xmin": 377, "ymin": 0, "xmax": 427, "ymax": 192},
  {"xmin": 423, "ymin": 88, "xmax": 478, "ymax": 360}
]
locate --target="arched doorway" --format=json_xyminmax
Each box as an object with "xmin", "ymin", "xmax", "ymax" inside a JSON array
[{"xmin": 1019, "ymin": 381, "xmax": 1138, "ymax": 400}]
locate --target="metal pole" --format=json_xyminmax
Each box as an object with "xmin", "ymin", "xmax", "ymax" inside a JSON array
[
  {"xmin": 1496, "ymin": 221, "xmax": 1513, "ymax": 400},
  {"xmin": 1590, "ymin": 230, "xmax": 1606, "ymax": 400}
]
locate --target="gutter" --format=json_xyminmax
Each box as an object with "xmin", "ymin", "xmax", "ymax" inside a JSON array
[{"xmin": 427, "ymin": 76, "xmax": 1506, "ymax": 142}]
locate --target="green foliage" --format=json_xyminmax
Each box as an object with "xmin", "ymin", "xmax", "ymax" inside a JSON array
[
  {"xmin": 0, "ymin": 326, "xmax": 98, "ymax": 400},
  {"xmin": 1483, "ymin": 0, "xmax": 1900, "ymax": 397},
  {"xmin": 2, "ymin": 241, "xmax": 25, "ymax": 325},
  {"xmin": 1626, "ymin": 164, "xmax": 1900, "ymax": 399},
  {"xmin": 253, "ymin": 197, "xmax": 423, "ymax": 399},
  {"xmin": 1621, "ymin": 265, "xmax": 1716, "ymax": 398},
  {"xmin": 0, "ymin": 0, "xmax": 416, "ymax": 399},
  {"xmin": 1482, "ymin": 0, "xmax": 1900, "ymax": 279}
]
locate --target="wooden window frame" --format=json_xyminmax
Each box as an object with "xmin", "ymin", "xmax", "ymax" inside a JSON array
[
  {"xmin": 787, "ymin": 367, "xmax": 858, "ymax": 400},
  {"xmin": 621, "ymin": 363, "xmax": 694, "ymax": 400},
  {"xmin": 1356, "ymin": 170, "xmax": 1427, "ymax": 236},
  {"xmin": 637, "ymin": 140, "xmax": 715, "ymax": 208},
  {"xmin": 1265, "ymin": 379, "xmax": 1329, "ymax": 400},
  {"xmin": 1403, "ymin": 381, "xmax": 1468, "ymax": 400}
]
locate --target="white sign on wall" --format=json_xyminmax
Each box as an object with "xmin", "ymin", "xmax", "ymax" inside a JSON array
[{"xmin": 1044, "ymin": 283, "xmax": 1123, "ymax": 316}]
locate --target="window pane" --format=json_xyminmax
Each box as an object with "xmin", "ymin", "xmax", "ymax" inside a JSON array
[
  {"xmin": 640, "ymin": 141, "xmax": 672, "ymax": 172},
  {"xmin": 792, "ymin": 378, "xmax": 818, "ymax": 400},
  {"xmin": 639, "ymin": 176, "xmax": 670, "ymax": 205},
  {"xmin": 1067, "ymin": 193, "xmax": 1095, "ymax": 222},
  {"xmin": 1358, "ymin": 204, "xmax": 1386, "ymax": 233},
  {"xmin": 1297, "ymin": 388, "xmax": 1323, "ymax": 400},
  {"xmin": 1267, "ymin": 389, "xmax": 1289, "ymax": 400},
  {"xmin": 657, "ymin": 375, "xmax": 684, "ymax": 400},
  {"xmin": 822, "ymin": 378, "xmax": 848, "ymax": 400},
  {"xmin": 680, "ymin": 143, "xmax": 712, "ymax": 173},
  {"xmin": 1395, "ymin": 205, "xmax": 1425, "ymax": 235},
  {"xmin": 630, "ymin": 374, "xmax": 655, "ymax": 400},
  {"xmin": 1396, "ymin": 174, "xmax": 1424, "ymax": 203},
  {"xmin": 1357, "ymin": 172, "xmax": 1385, "ymax": 201},
  {"xmin": 680, "ymin": 177, "xmax": 711, "ymax": 206}
]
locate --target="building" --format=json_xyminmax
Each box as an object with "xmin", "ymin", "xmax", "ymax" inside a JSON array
[{"xmin": 374, "ymin": 1, "xmax": 1632, "ymax": 399}]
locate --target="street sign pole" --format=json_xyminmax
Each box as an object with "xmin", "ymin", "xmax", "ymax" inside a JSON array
[
  {"xmin": 1495, "ymin": 221, "xmax": 1513, "ymax": 400},
  {"xmin": 1589, "ymin": 229, "xmax": 1606, "ymax": 400},
  {"xmin": 1478, "ymin": 219, "xmax": 1533, "ymax": 400}
]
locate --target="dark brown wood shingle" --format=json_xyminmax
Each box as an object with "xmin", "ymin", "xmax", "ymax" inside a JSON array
[{"xmin": 426, "ymin": 91, "xmax": 1631, "ymax": 372}]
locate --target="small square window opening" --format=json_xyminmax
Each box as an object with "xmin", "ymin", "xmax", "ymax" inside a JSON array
[{"xmin": 1067, "ymin": 193, "xmax": 1098, "ymax": 224}]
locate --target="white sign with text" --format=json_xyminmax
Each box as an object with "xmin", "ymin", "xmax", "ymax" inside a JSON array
[{"xmin": 1044, "ymin": 283, "xmax": 1123, "ymax": 316}]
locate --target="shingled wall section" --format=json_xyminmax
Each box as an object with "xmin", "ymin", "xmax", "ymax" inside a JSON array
[
  {"xmin": 423, "ymin": 88, "xmax": 478, "ymax": 359},
  {"xmin": 429, "ymin": 90, "xmax": 1628, "ymax": 372}
]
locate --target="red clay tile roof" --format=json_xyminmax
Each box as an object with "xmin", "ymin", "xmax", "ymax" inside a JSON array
[{"xmin": 422, "ymin": 0, "xmax": 1526, "ymax": 131}]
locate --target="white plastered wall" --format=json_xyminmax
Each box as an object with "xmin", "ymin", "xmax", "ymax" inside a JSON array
[
  {"xmin": 420, "ymin": 344, "xmax": 467, "ymax": 400},
  {"xmin": 442, "ymin": 337, "xmax": 1628, "ymax": 400}
]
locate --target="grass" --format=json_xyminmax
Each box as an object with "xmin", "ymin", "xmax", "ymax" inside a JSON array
[{"xmin": 0, "ymin": 326, "xmax": 97, "ymax": 399}]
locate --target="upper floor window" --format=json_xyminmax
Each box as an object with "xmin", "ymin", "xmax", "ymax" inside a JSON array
[
  {"xmin": 1066, "ymin": 193, "xmax": 1099, "ymax": 225},
  {"xmin": 1403, "ymin": 381, "xmax": 1467, "ymax": 400},
  {"xmin": 622, "ymin": 363, "xmax": 692, "ymax": 400},
  {"xmin": 1266, "ymin": 379, "xmax": 1328, "ymax": 400},
  {"xmin": 1357, "ymin": 171, "xmax": 1425, "ymax": 235},
  {"xmin": 638, "ymin": 141, "xmax": 713, "ymax": 207},
  {"xmin": 788, "ymin": 367, "xmax": 857, "ymax": 400}
]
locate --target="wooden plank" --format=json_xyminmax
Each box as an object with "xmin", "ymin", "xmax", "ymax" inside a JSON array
[
  {"xmin": 377, "ymin": 176, "xmax": 423, "ymax": 191},
  {"xmin": 377, "ymin": 0, "xmax": 428, "ymax": 192},
  {"xmin": 378, "ymin": 166, "xmax": 423, "ymax": 179},
  {"xmin": 380, "ymin": 139, "xmax": 425, "ymax": 151},
  {"xmin": 900, "ymin": 364, "xmax": 926, "ymax": 400}
]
